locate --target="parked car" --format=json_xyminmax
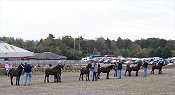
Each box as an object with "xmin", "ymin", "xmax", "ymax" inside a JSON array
[{"xmin": 103, "ymin": 58, "xmax": 112, "ymax": 64}]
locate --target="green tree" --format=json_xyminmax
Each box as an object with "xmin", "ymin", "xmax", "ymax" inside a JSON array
[
  {"xmin": 138, "ymin": 48, "xmax": 149, "ymax": 58},
  {"xmin": 129, "ymin": 43, "xmax": 142, "ymax": 57},
  {"xmin": 62, "ymin": 35, "xmax": 74, "ymax": 49},
  {"xmin": 162, "ymin": 46, "xmax": 172, "ymax": 58},
  {"xmin": 24, "ymin": 40, "xmax": 36, "ymax": 52},
  {"xmin": 155, "ymin": 47, "xmax": 163, "ymax": 57},
  {"xmin": 95, "ymin": 37, "xmax": 107, "ymax": 51},
  {"xmin": 149, "ymin": 49, "xmax": 156, "ymax": 57}
]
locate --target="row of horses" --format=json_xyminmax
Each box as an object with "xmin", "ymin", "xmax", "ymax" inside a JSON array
[
  {"xmin": 7, "ymin": 63, "xmax": 64, "ymax": 85},
  {"xmin": 79, "ymin": 61, "xmax": 166, "ymax": 81},
  {"xmin": 7, "ymin": 61, "xmax": 166, "ymax": 85}
]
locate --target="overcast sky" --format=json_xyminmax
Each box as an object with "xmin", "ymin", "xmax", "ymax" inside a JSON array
[{"xmin": 0, "ymin": 0, "xmax": 175, "ymax": 41}]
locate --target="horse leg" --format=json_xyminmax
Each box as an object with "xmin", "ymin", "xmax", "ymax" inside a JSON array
[
  {"xmin": 18, "ymin": 77, "xmax": 21, "ymax": 85},
  {"xmin": 106, "ymin": 72, "xmax": 109, "ymax": 79},
  {"xmin": 79, "ymin": 74, "xmax": 81, "ymax": 81},
  {"xmin": 136, "ymin": 71, "xmax": 138, "ymax": 76},
  {"xmin": 17, "ymin": 77, "xmax": 19, "ymax": 85},
  {"xmin": 152, "ymin": 69, "xmax": 154, "ymax": 74},
  {"xmin": 79, "ymin": 73, "xmax": 81, "ymax": 81},
  {"xmin": 88, "ymin": 74, "xmax": 90, "ymax": 81},
  {"xmin": 10, "ymin": 75, "xmax": 13, "ymax": 85},
  {"xmin": 129, "ymin": 71, "xmax": 131, "ymax": 76},
  {"xmin": 47, "ymin": 75, "xmax": 49, "ymax": 82},
  {"xmin": 124, "ymin": 70, "xmax": 127, "ymax": 76},
  {"xmin": 160, "ymin": 69, "xmax": 162, "ymax": 74},
  {"xmin": 159, "ymin": 69, "xmax": 162, "ymax": 74},
  {"xmin": 150, "ymin": 68, "xmax": 154, "ymax": 74},
  {"xmin": 16, "ymin": 77, "xmax": 18, "ymax": 85},
  {"xmin": 44, "ymin": 75, "xmax": 47, "ymax": 82},
  {"xmin": 82, "ymin": 74, "xmax": 83, "ymax": 81},
  {"xmin": 97, "ymin": 72, "xmax": 100, "ymax": 79}
]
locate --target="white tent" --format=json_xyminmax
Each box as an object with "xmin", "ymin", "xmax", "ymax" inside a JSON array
[{"xmin": 0, "ymin": 40, "xmax": 34, "ymax": 58}]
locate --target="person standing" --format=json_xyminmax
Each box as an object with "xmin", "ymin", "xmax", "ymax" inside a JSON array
[
  {"xmin": 24, "ymin": 63, "xmax": 33, "ymax": 86},
  {"xmin": 143, "ymin": 60, "xmax": 148, "ymax": 77},
  {"xmin": 92, "ymin": 62, "xmax": 98, "ymax": 81},
  {"xmin": 53, "ymin": 63, "xmax": 62, "ymax": 82},
  {"xmin": 117, "ymin": 60, "xmax": 122, "ymax": 79},
  {"xmin": 114, "ymin": 62, "xmax": 117, "ymax": 77},
  {"xmin": 4, "ymin": 64, "xmax": 10, "ymax": 75}
]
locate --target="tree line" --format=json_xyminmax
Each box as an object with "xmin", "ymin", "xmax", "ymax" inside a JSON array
[{"xmin": 0, "ymin": 34, "xmax": 175, "ymax": 59}]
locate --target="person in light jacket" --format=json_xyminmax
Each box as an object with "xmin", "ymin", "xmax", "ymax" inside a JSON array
[{"xmin": 92, "ymin": 62, "xmax": 98, "ymax": 81}]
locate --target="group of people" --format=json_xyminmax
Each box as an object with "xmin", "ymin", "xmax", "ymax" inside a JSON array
[
  {"xmin": 92, "ymin": 60, "xmax": 123, "ymax": 81},
  {"xmin": 92, "ymin": 59, "xmax": 149, "ymax": 81},
  {"xmin": 113, "ymin": 60, "xmax": 123, "ymax": 79},
  {"xmin": 117, "ymin": 59, "xmax": 149, "ymax": 77},
  {"xmin": 5, "ymin": 63, "xmax": 33, "ymax": 86},
  {"xmin": 47, "ymin": 64, "xmax": 62, "ymax": 82},
  {"xmin": 5, "ymin": 59, "xmax": 149, "ymax": 86},
  {"xmin": 4, "ymin": 64, "xmax": 12, "ymax": 75}
]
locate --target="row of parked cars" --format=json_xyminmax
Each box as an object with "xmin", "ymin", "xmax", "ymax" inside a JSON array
[{"xmin": 81, "ymin": 56, "xmax": 175, "ymax": 65}]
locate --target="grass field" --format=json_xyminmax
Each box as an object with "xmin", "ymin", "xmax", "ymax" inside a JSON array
[{"xmin": 0, "ymin": 66, "xmax": 175, "ymax": 95}]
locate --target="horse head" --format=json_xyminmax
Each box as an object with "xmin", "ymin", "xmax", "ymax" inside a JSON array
[
  {"xmin": 87, "ymin": 63, "xmax": 92, "ymax": 69},
  {"xmin": 158, "ymin": 60, "xmax": 167, "ymax": 67},
  {"xmin": 18, "ymin": 63, "xmax": 25, "ymax": 70},
  {"xmin": 137, "ymin": 61, "xmax": 143, "ymax": 67},
  {"xmin": 56, "ymin": 64, "xmax": 64, "ymax": 70},
  {"xmin": 108, "ymin": 65, "xmax": 115, "ymax": 70}
]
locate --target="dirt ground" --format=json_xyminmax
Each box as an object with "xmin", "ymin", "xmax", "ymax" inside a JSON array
[{"xmin": 0, "ymin": 66, "xmax": 175, "ymax": 95}]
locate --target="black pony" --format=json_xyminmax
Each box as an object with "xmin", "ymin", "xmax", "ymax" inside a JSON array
[
  {"xmin": 8, "ymin": 63, "xmax": 25, "ymax": 85},
  {"xmin": 97, "ymin": 65, "xmax": 114, "ymax": 79},
  {"xmin": 150, "ymin": 60, "xmax": 166, "ymax": 74},
  {"xmin": 44, "ymin": 64, "xmax": 64, "ymax": 82},
  {"xmin": 79, "ymin": 63, "xmax": 92, "ymax": 81},
  {"xmin": 124, "ymin": 61, "xmax": 142, "ymax": 76}
]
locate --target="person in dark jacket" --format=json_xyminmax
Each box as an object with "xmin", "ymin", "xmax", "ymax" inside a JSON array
[
  {"xmin": 24, "ymin": 63, "xmax": 32, "ymax": 85},
  {"xmin": 117, "ymin": 60, "xmax": 122, "ymax": 79},
  {"xmin": 143, "ymin": 60, "xmax": 148, "ymax": 77}
]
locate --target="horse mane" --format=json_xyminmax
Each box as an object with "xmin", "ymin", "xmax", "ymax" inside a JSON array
[
  {"xmin": 17, "ymin": 64, "xmax": 24, "ymax": 69},
  {"xmin": 52, "ymin": 64, "xmax": 63, "ymax": 69},
  {"xmin": 85, "ymin": 63, "xmax": 92, "ymax": 69}
]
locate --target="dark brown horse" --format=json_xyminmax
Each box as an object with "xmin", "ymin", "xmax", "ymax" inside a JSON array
[
  {"xmin": 124, "ymin": 62, "xmax": 142, "ymax": 76},
  {"xmin": 150, "ymin": 60, "xmax": 166, "ymax": 74},
  {"xmin": 79, "ymin": 63, "xmax": 92, "ymax": 81},
  {"xmin": 44, "ymin": 64, "xmax": 64, "ymax": 82},
  {"xmin": 97, "ymin": 65, "xmax": 114, "ymax": 79},
  {"xmin": 8, "ymin": 63, "xmax": 25, "ymax": 85}
]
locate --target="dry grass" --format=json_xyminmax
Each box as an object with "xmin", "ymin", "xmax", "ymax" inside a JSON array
[{"xmin": 0, "ymin": 66, "xmax": 175, "ymax": 95}]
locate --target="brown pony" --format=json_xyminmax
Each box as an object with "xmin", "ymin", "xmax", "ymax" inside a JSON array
[
  {"xmin": 124, "ymin": 61, "xmax": 142, "ymax": 76},
  {"xmin": 97, "ymin": 65, "xmax": 114, "ymax": 79},
  {"xmin": 8, "ymin": 63, "xmax": 25, "ymax": 85},
  {"xmin": 79, "ymin": 63, "xmax": 92, "ymax": 81},
  {"xmin": 150, "ymin": 60, "xmax": 166, "ymax": 74},
  {"xmin": 44, "ymin": 64, "xmax": 64, "ymax": 82}
]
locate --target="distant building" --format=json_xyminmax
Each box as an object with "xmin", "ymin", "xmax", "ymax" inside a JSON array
[
  {"xmin": 0, "ymin": 40, "xmax": 34, "ymax": 60},
  {"xmin": 27, "ymin": 52, "xmax": 67, "ymax": 60}
]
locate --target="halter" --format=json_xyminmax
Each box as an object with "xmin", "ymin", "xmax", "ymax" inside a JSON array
[{"xmin": 21, "ymin": 64, "xmax": 24, "ymax": 68}]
